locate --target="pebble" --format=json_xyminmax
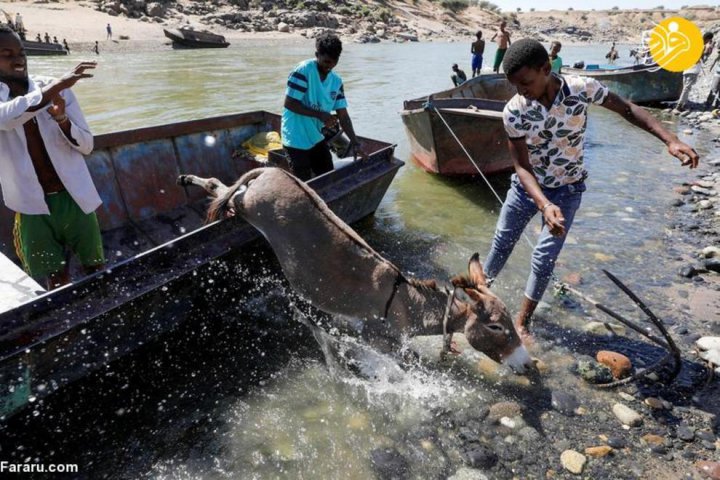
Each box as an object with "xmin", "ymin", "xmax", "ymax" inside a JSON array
[
  {"xmin": 607, "ymin": 436, "xmax": 627, "ymax": 449},
  {"xmin": 551, "ymin": 391, "xmax": 580, "ymax": 416},
  {"xmin": 370, "ymin": 448, "xmax": 409, "ymax": 479},
  {"xmin": 618, "ymin": 392, "xmax": 635, "ymax": 402},
  {"xmin": 462, "ymin": 445, "xmax": 497, "ymax": 470},
  {"xmin": 702, "ymin": 246, "xmax": 720, "ymax": 258},
  {"xmin": 488, "ymin": 402, "xmax": 522, "ymax": 423},
  {"xmin": 695, "ymin": 461, "xmax": 720, "ymax": 479},
  {"xmin": 560, "ymin": 449, "xmax": 586, "ymax": 475},
  {"xmin": 697, "ymin": 431, "xmax": 717, "ymax": 443},
  {"xmin": 612, "ymin": 403, "xmax": 643, "ymax": 427},
  {"xmin": 641, "ymin": 434, "xmax": 665, "ymax": 447},
  {"xmin": 577, "ymin": 358, "xmax": 614, "ymax": 384},
  {"xmin": 448, "ymin": 468, "xmax": 490, "ymax": 480},
  {"xmin": 677, "ymin": 424, "xmax": 696, "ymax": 442},
  {"xmin": 583, "ymin": 321, "xmax": 626, "ymax": 336},
  {"xmin": 584, "ymin": 445, "xmax": 613, "ymax": 457},
  {"xmin": 596, "ymin": 350, "xmax": 632, "ymax": 379},
  {"xmin": 644, "ymin": 397, "xmax": 667, "ymax": 410}
]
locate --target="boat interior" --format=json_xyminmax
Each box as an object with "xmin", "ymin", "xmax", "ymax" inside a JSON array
[{"xmin": 403, "ymin": 73, "xmax": 516, "ymax": 111}]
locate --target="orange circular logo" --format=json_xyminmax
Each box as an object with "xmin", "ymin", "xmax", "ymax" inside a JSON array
[{"xmin": 649, "ymin": 17, "xmax": 704, "ymax": 72}]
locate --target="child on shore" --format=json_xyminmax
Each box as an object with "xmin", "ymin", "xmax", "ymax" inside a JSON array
[{"xmin": 484, "ymin": 39, "xmax": 699, "ymax": 336}]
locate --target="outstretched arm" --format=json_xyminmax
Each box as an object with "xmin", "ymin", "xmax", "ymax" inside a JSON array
[
  {"xmin": 508, "ymin": 137, "xmax": 566, "ymax": 237},
  {"xmin": 600, "ymin": 92, "xmax": 699, "ymax": 168}
]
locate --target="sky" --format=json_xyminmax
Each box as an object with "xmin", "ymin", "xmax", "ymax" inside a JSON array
[{"xmin": 494, "ymin": 1, "xmax": 711, "ymax": 11}]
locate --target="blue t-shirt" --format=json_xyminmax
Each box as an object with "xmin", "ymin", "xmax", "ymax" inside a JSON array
[{"xmin": 281, "ymin": 59, "xmax": 348, "ymax": 150}]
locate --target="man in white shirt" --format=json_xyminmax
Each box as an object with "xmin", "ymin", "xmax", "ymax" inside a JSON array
[{"xmin": 0, "ymin": 26, "xmax": 104, "ymax": 289}]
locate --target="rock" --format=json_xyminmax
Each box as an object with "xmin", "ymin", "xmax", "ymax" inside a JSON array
[
  {"xmin": 277, "ymin": 22, "xmax": 289, "ymax": 32},
  {"xmin": 370, "ymin": 448, "xmax": 409, "ymax": 480},
  {"xmin": 607, "ymin": 436, "xmax": 627, "ymax": 449},
  {"xmin": 499, "ymin": 415, "xmax": 525, "ymax": 430},
  {"xmin": 705, "ymin": 259, "xmax": 720, "ymax": 273},
  {"xmin": 146, "ymin": 2, "xmax": 165, "ymax": 17},
  {"xmin": 577, "ymin": 358, "xmax": 614, "ymax": 384},
  {"xmin": 695, "ymin": 460, "xmax": 720, "ymax": 479},
  {"xmin": 612, "ymin": 403, "xmax": 643, "ymax": 427},
  {"xmin": 618, "ymin": 392, "xmax": 634, "ymax": 402},
  {"xmin": 596, "ymin": 351, "xmax": 632, "ymax": 379},
  {"xmin": 488, "ymin": 401, "xmax": 522, "ymax": 422},
  {"xmin": 677, "ymin": 424, "xmax": 695, "ymax": 442},
  {"xmin": 702, "ymin": 246, "xmax": 720, "ymax": 258},
  {"xmin": 683, "ymin": 129, "xmax": 694, "ymax": 134},
  {"xmin": 692, "ymin": 186, "xmax": 717, "ymax": 196},
  {"xmin": 448, "ymin": 468, "xmax": 490, "ymax": 480},
  {"xmin": 560, "ymin": 449, "xmax": 586, "ymax": 475},
  {"xmin": 698, "ymin": 200, "xmax": 713, "ymax": 210},
  {"xmin": 644, "ymin": 397, "xmax": 667, "ymax": 410},
  {"xmin": 583, "ymin": 321, "xmax": 626, "ymax": 336},
  {"xmin": 584, "ymin": 445, "xmax": 613, "ymax": 457},
  {"xmin": 697, "ymin": 337, "xmax": 720, "ymax": 366},
  {"xmin": 641, "ymin": 434, "xmax": 665, "ymax": 447},
  {"xmin": 551, "ymin": 391, "xmax": 580, "ymax": 416},
  {"xmin": 462, "ymin": 445, "xmax": 498, "ymax": 469}
]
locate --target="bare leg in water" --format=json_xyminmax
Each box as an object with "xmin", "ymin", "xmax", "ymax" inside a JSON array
[{"xmin": 515, "ymin": 297, "xmax": 539, "ymax": 340}]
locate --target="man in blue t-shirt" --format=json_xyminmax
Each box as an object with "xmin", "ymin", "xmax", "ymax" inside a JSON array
[{"xmin": 281, "ymin": 32, "xmax": 366, "ymax": 181}]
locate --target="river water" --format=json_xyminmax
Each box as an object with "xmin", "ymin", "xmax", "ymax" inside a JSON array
[{"xmin": 3, "ymin": 40, "xmax": 719, "ymax": 478}]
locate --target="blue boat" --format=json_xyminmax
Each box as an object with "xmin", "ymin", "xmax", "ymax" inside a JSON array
[
  {"xmin": 561, "ymin": 63, "xmax": 682, "ymax": 104},
  {"xmin": 0, "ymin": 110, "xmax": 403, "ymax": 419}
]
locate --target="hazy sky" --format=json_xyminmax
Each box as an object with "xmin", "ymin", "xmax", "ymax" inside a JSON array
[{"xmin": 497, "ymin": 1, "xmax": 706, "ymax": 11}]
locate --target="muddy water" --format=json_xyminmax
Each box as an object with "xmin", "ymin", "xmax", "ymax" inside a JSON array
[{"xmin": 2, "ymin": 41, "xmax": 719, "ymax": 478}]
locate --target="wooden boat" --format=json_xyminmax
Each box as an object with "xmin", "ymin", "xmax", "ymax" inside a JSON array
[
  {"xmin": 561, "ymin": 63, "xmax": 682, "ymax": 104},
  {"xmin": 22, "ymin": 40, "xmax": 68, "ymax": 56},
  {"xmin": 401, "ymin": 74, "xmax": 516, "ymax": 176},
  {"xmin": 163, "ymin": 27, "xmax": 230, "ymax": 48},
  {"xmin": 0, "ymin": 110, "xmax": 403, "ymax": 419}
]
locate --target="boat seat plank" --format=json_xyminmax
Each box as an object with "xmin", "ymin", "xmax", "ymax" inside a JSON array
[
  {"xmin": 110, "ymin": 139, "xmax": 186, "ymax": 222},
  {"xmin": 438, "ymin": 108, "xmax": 504, "ymax": 119}
]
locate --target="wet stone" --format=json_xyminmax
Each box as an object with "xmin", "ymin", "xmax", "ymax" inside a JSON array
[
  {"xmin": 488, "ymin": 402, "xmax": 522, "ymax": 423},
  {"xmin": 493, "ymin": 441, "xmax": 523, "ymax": 462},
  {"xmin": 370, "ymin": 447, "xmax": 410, "ymax": 480},
  {"xmin": 458, "ymin": 427, "xmax": 480, "ymax": 443},
  {"xmin": 702, "ymin": 441, "xmax": 717, "ymax": 451},
  {"xmin": 644, "ymin": 397, "xmax": 667, "ymax": 410},
  {"xmin": 448, "ymin": 468, "xmax": 490, "ymax": 480},
  {"xmin": 584, "ymin": 445, "xmax": 613, "ymax": 458},
  {"xmin": 697, "ymin": 431, "xmax": 716, "ymax": 443},
  {"xmin": 612, "ymin": 403, "xmax": 643, "ymax": 427},
  {"xmin": 551, "ymin": 391, "xmax": 580, "ymax": 416},
  {"xmin": 560, "ymin": 449, "xmax": 587, "ymax": 475},
  {"xmin": 577, "ymin": 358, "xmax": 614, "ymax": 384},
  {"xmin": 695, "ymin": 460, "xmax": 720, "ymax": 479},
  {"xmin": 607, "ymin": 436, "xmax": 627, "ymax": 449},
  {"xmin": 650, "ymin": 444, "xmax": 668, "ymax": 455},
  {"xmin": 677, "ymin": 424, "xmax": 696, "ymax": 442},
  {"xmin": 682, "ymin": 450, "xmax": 696, "ymax": 461},
  {"xmin": 641, "ymin": 434, "xmax": 665, "ymax": 447},
  {"xmin": 462, "ymin": 445, "xmax": 498, "ymax": 470},
  {"xmin": 597, "ymin": 350, "xmax": 633, "ymax": 379}
]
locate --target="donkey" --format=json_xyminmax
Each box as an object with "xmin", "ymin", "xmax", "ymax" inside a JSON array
[{"xmin": 178, "ymin": 168, "xmax": 534, "ymax": 374}]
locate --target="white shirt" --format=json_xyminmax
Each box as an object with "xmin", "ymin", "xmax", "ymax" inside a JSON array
[{"xmin": 0, "ymin": 76, "xmax": 101, "ymax": 215}]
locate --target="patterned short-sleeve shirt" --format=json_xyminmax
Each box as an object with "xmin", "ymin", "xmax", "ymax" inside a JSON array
[{"xmin": 502, "ymin": 74, "xmax": 609, "ymax": 188}]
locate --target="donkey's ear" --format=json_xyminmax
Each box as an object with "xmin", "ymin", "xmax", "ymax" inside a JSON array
[{"xmin": 468, "ymin": 253, "xmax": 488, "ymax": 288}]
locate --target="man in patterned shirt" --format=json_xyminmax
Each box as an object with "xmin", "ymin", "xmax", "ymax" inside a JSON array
[
  {"xmin": 281, "ymin": 32, "xmax": 366, "ymax": 181},
  {"xmin": 484, "ymin": 39, "xmax": 699, "ymax": 337}
]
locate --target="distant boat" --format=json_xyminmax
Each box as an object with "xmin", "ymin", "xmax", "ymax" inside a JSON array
[
  {"xmin": 401, "ymin": 74, "xmax": 516, "ymax": 176},
  {"xmin": 561, "ymin": 63, "xmax": 682, "ymax": 104},
  {"xmin": 163, "ymin": 27, "xmax": 230, "ymax": 48},
  {"xmin": 22, "ymin": 39, "xmax": 68, "ymax": 56}
]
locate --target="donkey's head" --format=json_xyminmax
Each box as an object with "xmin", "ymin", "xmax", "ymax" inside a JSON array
[{"xmin": 451, "ymin": 253, "xmax": 533, "ymax": 374}]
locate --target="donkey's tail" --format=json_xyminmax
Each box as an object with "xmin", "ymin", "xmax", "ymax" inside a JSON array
[{"xmin": 206, "ymin": 168, "xmax": 266, "ymax": 224}]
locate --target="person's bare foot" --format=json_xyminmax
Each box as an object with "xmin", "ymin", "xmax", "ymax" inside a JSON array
[{"xmin": 515, "ymin": 323, "xmax": 534, "ymax": 346}]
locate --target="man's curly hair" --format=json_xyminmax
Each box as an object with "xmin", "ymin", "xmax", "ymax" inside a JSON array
[
  {"xmin": 316, "ymin": 32, "xmax": 342, "ymax": 60},
  {"xmin": 502, "ymin": 38, "xmax": 549, "ymax": 76}
]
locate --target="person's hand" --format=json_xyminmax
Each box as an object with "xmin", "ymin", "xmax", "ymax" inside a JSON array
[
  {"xmin": 667, "ymin": 140, "xmax": 699, "ymax": 169},
  {"xmin": 47, "ymin": 94, "xmax": 65, "ymax": 119},
  {"xmin": 351, "ymin": 140, "xmax": 368, "ymax": 161},
  {"xmin": 318, "ymin": 112, "xmax": 337, "ymax": 128},
  {"xmin": 56, "ymin": 62, "xmax": 96, "ymax": 90},
  {"xmin": 543, "ymin": 204, "xmax": 565, "ymax": 237}
]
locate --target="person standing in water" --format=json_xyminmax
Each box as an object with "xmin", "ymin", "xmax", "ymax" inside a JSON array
[{"xmin": 471, "ymin": 30, "xmax": 485, "ymax": 77}]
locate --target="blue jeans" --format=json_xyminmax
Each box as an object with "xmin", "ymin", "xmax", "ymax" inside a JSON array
[{"xmin": 484, "ymin": 174, "xmax": 585, "ymax": 302}]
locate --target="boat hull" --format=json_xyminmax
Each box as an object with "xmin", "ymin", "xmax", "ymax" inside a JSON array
[
  {"xmin": 562, "ymin": 64, "xmax": 682, "ymax": 104},
  {"xmin": 22, "ymin": 40, "xmax": 68, "ymax": 56},
  {"xmin": 401, "ymin": 74, "xmax": 516, "ymax": 176},
  {"xmin": 163, "ymin": 28, "xmax": 230, "ymax": 48}
]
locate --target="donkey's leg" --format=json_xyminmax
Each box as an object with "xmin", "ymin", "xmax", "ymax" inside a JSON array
[{"xmin": 177, "ymin": 175, "xmax": 229, "ymax": 199}]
